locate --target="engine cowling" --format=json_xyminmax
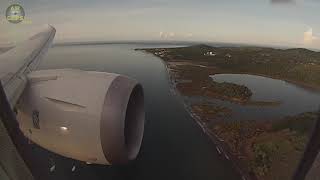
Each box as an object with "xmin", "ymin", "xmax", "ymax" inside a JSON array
[{"xmin": 16, "ymin": 69, "xmax": 145, "ymax": 165}]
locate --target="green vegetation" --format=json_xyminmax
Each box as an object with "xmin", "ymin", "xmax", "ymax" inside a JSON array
[
  {"xmin": 252, "ymin": 142, "xmax": 278, "ymax": 176},
  {"xmin": 191, "ymin": 104, "xmax": 232, "ymax": 121},
  {"xmin": 248, "ymin": 112, "xmax": 318, "ymax": 179},
  {"xmin": 177, "ymin": 79, "xmax": 252, "ymax": 102},
  {"xmin": 272, "ymin": 111, "xmax": 318, "ymax": 134},
  {"xmin": 207, "ymin": 81, "xmax": 252, "ymax": 101},
  {"xmin": 213, "ymin": 120, "xmax": 267, "ymax": 154},
  {"xmin": 250, "ymin": 131, "xmax": 308, "ymax": 180},
  {"xmin": 142, "ymin": 44, "xmax": 320, "ymax": 89},
  {"xmin": 167, "ymin": 61, "xmax": 253, "ymax": 102},
  {"xmin": 211, "ymin": 111, "xmax": 317, "ymax": 180},
  {"xmin": 138, "ymin": 45, "xmax": 320, "ymax": 180}
]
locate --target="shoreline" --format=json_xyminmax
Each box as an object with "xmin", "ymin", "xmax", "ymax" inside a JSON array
[
  {"xmin": 137, "ymin": 48, "xmax": 320, "ymax": 92},
  {"xmin": 210, "ymin": 70, "xmax": 320, "ymax": 92},
  {"xmin": 158, "ymin": 56, "xmax": 254, "ymax": 180},
  {"xmin": 139, "ymin": 47, "xmax": 320, "ymax": 180}
]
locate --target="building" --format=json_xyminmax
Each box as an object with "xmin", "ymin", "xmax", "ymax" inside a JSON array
[{"xmin": 204, "ymin": 51, "xmax": 216, "ymax": 56}]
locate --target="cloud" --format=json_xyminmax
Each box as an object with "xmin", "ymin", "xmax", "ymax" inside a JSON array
[
  {"xmin": 159, "ymin": 31, "xmax": 164, "ymax": 37},
  {"xmin": 186, "ymin": 33, "xmax": 193, "ymax": 38},
  {"xmin": 159, "ymin": 31, "xmax": 168, "ymax": 39},
  {"xmin": 270, "ymin": 0, "xmax": 295, "ymax": 4},
  {"xmin": 159, "ymin": 31, "xmax": 175, "ymax": 39},
  {"xmin": 159, "ymin": 32, "xmax": 194, "ymax": 40},
  {"xmin": 303, "ymin": 28, "xmax": 318, "ymax": 44}
]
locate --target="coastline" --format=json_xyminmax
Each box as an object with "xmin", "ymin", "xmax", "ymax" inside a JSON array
[
  {"xmin": 211, "ymin": 70, "xmax": 320, "ymax": 92},
  {"xmin": 138, "ymin": 47, "xmax": 320, "ymax": 180},
  {"xmin": 158, "ymin": 55, "xmax": 254, "ymax": 180}
]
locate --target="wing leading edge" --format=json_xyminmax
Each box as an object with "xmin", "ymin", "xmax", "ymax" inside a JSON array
[{"xmin": 0, "ymin": 25, "xmax": 56, "ymax": 107}]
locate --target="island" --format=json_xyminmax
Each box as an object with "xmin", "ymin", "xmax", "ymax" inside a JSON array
[{"xmin": 137, "ymin": 44, "xmax": 320, "ymax": 180}]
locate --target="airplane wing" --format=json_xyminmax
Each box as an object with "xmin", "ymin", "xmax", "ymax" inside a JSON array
[
  {"xmin": 0, "ymin": 25, "xmax": 56, "ymax": 107},
  {"xmin": 0, "ymin": 25, "xmax": 144, "ymax": 166}
]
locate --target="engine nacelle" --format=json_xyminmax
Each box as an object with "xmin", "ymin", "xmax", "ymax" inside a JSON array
[{"xmin": 16, "ymin": 69, "xmax": 145, "ymax": 165}]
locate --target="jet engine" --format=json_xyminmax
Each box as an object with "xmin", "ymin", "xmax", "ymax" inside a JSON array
[{"xmin": 16, "ymin": 69, "xmax": 145, "ymax": 165}]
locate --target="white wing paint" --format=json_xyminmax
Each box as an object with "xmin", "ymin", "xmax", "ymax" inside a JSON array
[
  {"xmin": 0, "ymin": 25, "xmax": 56, "ymax": 107},
  {"xmin": 1, "ymin": 25, "xmax": 144, "ymax": 165}
]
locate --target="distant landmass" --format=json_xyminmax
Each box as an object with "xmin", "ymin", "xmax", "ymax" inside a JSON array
[
  {"xmin": 137, "ymin": 44, "xmax": 320, "ymax": 180},
  {"xmin": 53, "ymin": 40, "xmax": 319, "ymax": 51},
  {"xmin": 140, "ymin": 44, "xmax": 320, "ymax": 89}
]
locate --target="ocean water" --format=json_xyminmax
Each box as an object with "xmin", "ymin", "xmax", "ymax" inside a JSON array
[
  {"xmin": 205, "ymin": 74, "xmax": 320, "ymax": 121},
  {"xmin": 21, "ymin": 44, "xmax": 241, "ymax": 180}
]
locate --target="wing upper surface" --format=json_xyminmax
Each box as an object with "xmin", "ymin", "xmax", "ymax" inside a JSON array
[{"xmin": 0, "ymin": 25, "xmax": 56, "ymax": 107}]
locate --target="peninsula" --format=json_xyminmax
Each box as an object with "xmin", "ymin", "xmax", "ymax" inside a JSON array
[{"xmin": 137, "ymin": 44, "xmax": 320, "ymax": 180}]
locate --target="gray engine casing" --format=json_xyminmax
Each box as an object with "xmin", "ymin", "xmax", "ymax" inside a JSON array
[{"xmin": 17, "ymin": 69, "xmax": 145, "ymax": 165}]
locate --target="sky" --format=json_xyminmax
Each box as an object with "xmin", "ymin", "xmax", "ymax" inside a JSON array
[{"xmin": 1, "ymin": 0, "xmax": 320, "ymax": 49}]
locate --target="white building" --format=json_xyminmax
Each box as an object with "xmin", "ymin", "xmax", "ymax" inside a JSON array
[{"xmin": 204, "ymin": 51, "xmax": 216, "ymax": 56}]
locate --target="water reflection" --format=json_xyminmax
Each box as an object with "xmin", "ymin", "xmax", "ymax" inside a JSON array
[{"xmin": 190, "ymin": 74, "xmax": 320, "ymax": 121}]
